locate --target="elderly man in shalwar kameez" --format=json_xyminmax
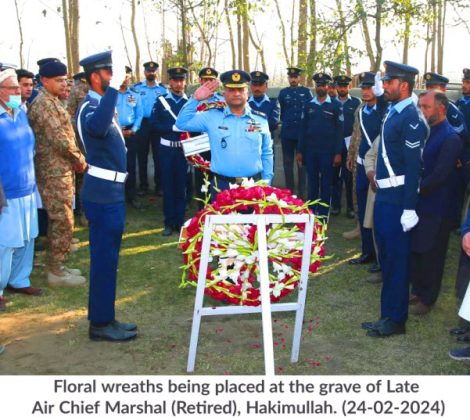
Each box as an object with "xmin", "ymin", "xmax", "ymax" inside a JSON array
[{"xmin": 0, "ymin": 68, "xmax": 42, "ymax": 311}]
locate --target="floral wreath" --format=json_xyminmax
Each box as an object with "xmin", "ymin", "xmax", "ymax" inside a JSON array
[{"xmin": 180, "ymin": 179, "xmax": 327, "ymax": 306}]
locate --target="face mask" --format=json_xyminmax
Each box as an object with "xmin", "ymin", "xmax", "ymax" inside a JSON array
[{"xmin": 6, "ymin": 95, "xmax": 21, "ymax": 109}]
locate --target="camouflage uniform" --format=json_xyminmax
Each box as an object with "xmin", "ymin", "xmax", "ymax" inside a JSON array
[{"xmin": 28, "ymin": 89, "xmax": 86, "ymax": 271}]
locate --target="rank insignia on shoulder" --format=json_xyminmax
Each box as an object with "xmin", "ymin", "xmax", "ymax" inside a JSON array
[
  {"xmin": 196, "ymin": 100, "xmax": 226, "ymax": 112},
  {"xmin": 251, "ymin": 109, "xmax": 267, "ymax": 118}
]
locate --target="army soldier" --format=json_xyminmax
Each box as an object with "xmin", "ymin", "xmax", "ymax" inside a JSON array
[
  {"xmin": 150, "ymin": 67, "xmax": 190, "ymax": 236},
  {"xmin": 28, "ymin": 59, "xmax": 87, "ymax": 287},
  {"xmin": 117, "ymin": 66, "xmax": 143, "ymax": 209},
  {"xmin": 409, "ymin": 91, "xmax": 463, "ymax": 315},
  {"xmin": 176, "ymin": 70, "xmax": 273, "ymax": 196},
  {"xmin": 67, "ymin": 71, "xmax": 89, "ymax": 127},
  {"xmin": 296, "ymin": 72, "xmax": 344, "ymax": 218},
  {"xmin": 331, "ymin": 75, "xmax": 361, "ymax": 218},
  {"xmin": 278, "ymin": 67, "xmax": 313, "ymax": 196},
  {"xmin": 362, "ymin": 61, "xmax": 427, "ymax": 337},
  {"xmin": 77, "ymin": 51, "xmax": 137, "ymax": 342},
  {"xmin": 133, "ymin": 61, "xmax": 167, "ymax": 196}
]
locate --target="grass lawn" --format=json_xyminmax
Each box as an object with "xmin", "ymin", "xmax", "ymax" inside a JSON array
[{"xmin": 1, "ymin": 186, "xmax": 467, "ymax": 376}]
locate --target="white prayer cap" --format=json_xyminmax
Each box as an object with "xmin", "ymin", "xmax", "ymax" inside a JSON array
[{"xmin": 0, "ymin": 68, "xmax": 17, "ymax": 84}]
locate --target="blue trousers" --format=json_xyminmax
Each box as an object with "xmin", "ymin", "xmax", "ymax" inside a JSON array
[
  {"xmin": 331, "ymin": 144, "xmax": 353, "ymax": 211},
  {"xmin": 356, "ymin": 164, "xmax": 374, "ymax": 256},
  {"xmin": 374, "ymin": 200, "xmax": 410, "ymax": 324},
  {"xmin": 0, "ymin": 239, "xmax": 35, "ymax": 293},
  {"xmin": 159, "ymin": 145, "xmax": 188, "ymax": 227},
  {"xmin": 82, "ymin": 200, "xmax": 125, "ymax": 324},
  {"xmin": 281, "ymin": 137, "xmax": 306, "ymax": 196},
  {"xmin": 305, "ymin": 151, "xmax": 334, "ymax": 217},
  {"xmin": 125, "ymin": 132, "xmax": 138, "ymax": 201}
]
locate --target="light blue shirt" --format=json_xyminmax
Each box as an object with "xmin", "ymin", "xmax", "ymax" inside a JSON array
[
  {"xmin": 311, "ymin": 95, "xmax": 332, "ymax": 106},
  {"xmin": 133, "ymin": 82, "xmax": 168, "ymax": 118},
  {"xmin": 176, "ymin": 97, "xmax": 273, "ymax": 181},
  {"xmin": 117, "ymin": 88, "xmax": 143, "ymax": 132}
]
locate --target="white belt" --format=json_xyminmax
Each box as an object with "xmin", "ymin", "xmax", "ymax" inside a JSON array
[
  {"xmin": 356, "ymin": 156, "xmax": 364, "ymax": 165},
  {"xmin": 376, "ymin": 175, "xmax": 405, "ymax": 189},
  {"xmin": 161, "ymin": 138, "xmax": 182, "ymax": 148},
  {"xmin": 87, "ymin": 165, "xmax": 128, "ymax": 183}
]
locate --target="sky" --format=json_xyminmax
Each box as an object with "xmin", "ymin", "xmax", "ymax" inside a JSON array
[{"xmin": 1, "ymin": 0, "xmax": 469, "ymax": 84}]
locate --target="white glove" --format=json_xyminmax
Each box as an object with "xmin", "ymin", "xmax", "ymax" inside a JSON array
[
  {"xmin": 372, "ymin": 71, "xmax": 384, "ymax": 97},
  {"xmin": 400, "ymin": 210, "xmax": 419, "ymax": 232},
  {"xmin": 109, "ymin": 52, "xmax": 127, "ymax": 90}
]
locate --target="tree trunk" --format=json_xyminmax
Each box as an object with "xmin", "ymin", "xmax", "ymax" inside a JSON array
[
  {"xmin": 297, "ymin": 0, "xmax": 308, "ymax": 84},
  {"xmin": 290, "ymin": 0, "xmax": 296, "ymax": 66},
  {"xmin": 237, "ymin": 10, "xmax": 242, "ymax": 68},
  {"xmin": 402, "ymin": 13, "xmax": 411, "ymax": 64},
  {"xmin": 62, "ymin": 0, "xmax": 72, "ymax": 72},
  {"xmin": 306, "ymin": 0, "xmax": 316, "ymax": 85},
  {"xmin": 70, "ymin": 0, "xmax": 80, "ymax": 74},
  {"xmin": 224, "ymin": 0, "xmax": 236, "ymax": 68},
  {"xmin": 141, "ymin": 0, "xmax": 154, "ymax": 61},
  {"xmin": 274, "ymin": 0, "xmax": 290, "ymax": 67},
  {"xmin": 335, "ymin": 0, "xmax": 350, "ymax": 75},
  {"xmin": 131, "ymin": 0, "xmax": 141, "ymax": 81},
  {"xmin": 431, "ymin": 0, "xmax": 436, "ymax": 72},
  {"xmin": 14, "ymin": 0, "xmax": 25, "ymax": 68},
  {"xmin": 357, "ymin": 0, "xmax": 375, "ymax": 70},
  {"xmin": 374, "ymin": 0, "xmax": 384, "ymax": 72},
  {"xmin": 437, "ymin": 0, "xmax": 446, "ymax": 73},
  {"xmin": 248, "ymin": 26, "xmax": 266, "ymax": 73},
  {"xmin": 241, "ymin": 0, "xmax": 250, "ymax": 71},
  {"xmin": 119, "ymin": 14, "xmax": 132, "ymax": 70}
]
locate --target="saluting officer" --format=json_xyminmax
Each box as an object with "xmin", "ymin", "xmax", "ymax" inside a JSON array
[
  {"xmin": 176, "ymin": 70, "xmax": 273, "ymax": 196},
  {"xmin": 77, "ymin": 51, "xmax": 137, "ymax": 342},
  {"xmin": 278, "ymin": 67, "xmax": 313, "ymax": 196},
  {"xmin": 348, "ymin": 71, "xmax": 387, "ymax": 266},
  {"xmin": 331, "ymin": 75, "xmax": 361, "ymax": 218},
  {"xmin": 296, "ymin": 72, "xmax": 344, "ymax": 217},
  {"xmin": 362, "ymin": 61, "xmax": 428, "ymax": 337},
  {"xmin": 133, "ymin": 61, "xmax": 167, "ymax": 196},
  {"xmin": 117, "ymin": 65, "xmax": 144, "ymax": 209},
  {"xmin": 150, "ymin": 67, "xmax": 190, "ymax": 236},
  {"xmin": 198, "ymin": 67, "xmax": 223, "ymax": 101}
]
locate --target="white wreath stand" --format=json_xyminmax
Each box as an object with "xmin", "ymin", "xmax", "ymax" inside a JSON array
[{"xmin": 187, "ymin": 213, "xmax": 315, "ymax": 375}]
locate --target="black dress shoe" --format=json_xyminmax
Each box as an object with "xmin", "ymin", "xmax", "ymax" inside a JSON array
[
  {"xmin": 112, "ymin": 320, "xmax": 137, "ymax": 331},
  {"xmin": 361, "ymin": 319, "xmax": 383, "ymax": 330},
  {"xmin": 450, "ymin": 324, "xmax": 470, "ymax": 336},
  {"xmin": 89, "ymin": 323, "xmax": 137, "ymax": 341},
  {"xmin": 172, "ymin": 225, "xmax": 182, "ymax": 233},
  {"xmin": 349, "ymin": 253, "xmax": 375, "ymax": 265},
  {"xmin": 457, "ymin": 333, "xmax": 470, "ymax": 343},
  {"xmin": 366, "ymin": 318, "xmax": 405, "ymax": 337},
  {"xmin": 162, "ymin": 226, "xmax": 173, "ymax": 236},
  {"xmin": 367, "ymin": 263, "xmax": 381, "ymax": 273}
]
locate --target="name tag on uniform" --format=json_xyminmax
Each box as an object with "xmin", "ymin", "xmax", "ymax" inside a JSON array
[{"xmin": 182, "ymin": 133, "xmax": 211, "ymax": 156}]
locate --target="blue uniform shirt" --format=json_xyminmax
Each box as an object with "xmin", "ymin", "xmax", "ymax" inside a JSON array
[
  {"xmin": 77, "ymin": 88, "xmax": 127, "ymax": 204},
  {"xmin": 176, "ymin": 97, "xmax": 273, "ymax": 181},
  {"xmin": 133, "ymin": 81, "xmax": 167, "ymax": 118},
  {"xmin": 376, "ymin": 96, "xmax": 428, "ymax": 210},
  {"xmin": 248, "ymin": 94, "xmax": 280, "ymax": 135},
  {"xmin": 278, "ymin": 86, "xmax": 313, "ymax": 139},
  {"xmin": 338, "ymin": 95, "xmax": 361, "ymax": 137},
  {"xmin": 298, "ymin": 95, "xmax": 344, "ymax": 155},
  {"xmin": 150, "ymin": 92, "xmax": 188, "ymax": 141},
  {"xmin": 116, "ymin": 87, "xmax": 144, "ymax": 132},
  {"xmin": 455, "ymin": 96, "xmax": 470, "ymax": 144}
]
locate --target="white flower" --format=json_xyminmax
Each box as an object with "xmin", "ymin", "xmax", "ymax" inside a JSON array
[
  {"xmin": 229, "ymin": 182, "xmax": 239, "ymax": 189},
  {"xmin": 272, "ymin": 282, "xmax": 284, "ymax": 297},
  {"xmin": 241, "ymin": 178, "xmax": 256, "ymax": 188},
  {"xmin": 245, "ymin": 251, "xmax": 258, "ymax": 264}
]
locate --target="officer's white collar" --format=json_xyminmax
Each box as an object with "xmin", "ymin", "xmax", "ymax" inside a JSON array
[
  {"xmin": 338, "ymin": 94, "xmax": 352, "ymax": 104},
  {"xmin": 89, "ymin": 89, "xmax": 103, "ymax": 103},
  {"xmin": 392, "ymin": 96, "xmax": 413, "ymax": 114},
  {"xmin": 312, "ymin": 95, "xmax": 332, "ymax": 105},
  {"xmin": 166, "ymin": 91, "xmax": 188, "ymax": 101},
  {"xmin": 249, "ymin": 94, "xmax": 269, "ymax": 104}
]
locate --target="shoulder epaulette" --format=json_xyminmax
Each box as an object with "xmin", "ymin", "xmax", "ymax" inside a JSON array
[{"xmin": 196, "ymin": 100, "xmax": 226, "ymax": 112}]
